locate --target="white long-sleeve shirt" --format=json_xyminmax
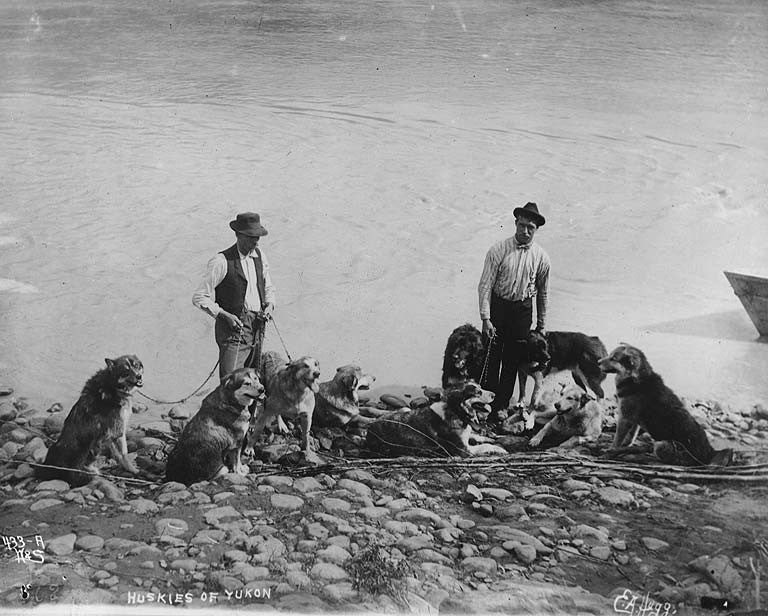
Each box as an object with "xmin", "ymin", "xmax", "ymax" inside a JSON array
[
  {"xmin": 478, "ymin": 237, "xmax": 550, "ymax": 328},
  {"xmin": 192, "ymin": 248, "xmax": 276, "ymax": 318}
]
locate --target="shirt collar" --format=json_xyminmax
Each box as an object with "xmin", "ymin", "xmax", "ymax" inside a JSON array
[
  {"xmin": 238, "ymin": 248, "xmax": 258, "ymax": 259},
  {"xmin": 512, "ymin": 237, "xmax": 534, "ymax": 251}
]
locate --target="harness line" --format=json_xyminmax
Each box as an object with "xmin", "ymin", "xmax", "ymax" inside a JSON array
[
  {"xmin": 137, "ymin": 313, "xmax": 292, "ymax": 405},
  {"xmin": 479, "ymin": 332, "xmax": 496, "ymax": 386}
]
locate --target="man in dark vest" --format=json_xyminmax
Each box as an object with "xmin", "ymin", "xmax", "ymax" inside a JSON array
[{"xmin": 193, "ymin": 212, "xmax": 276, "ymax": 379}]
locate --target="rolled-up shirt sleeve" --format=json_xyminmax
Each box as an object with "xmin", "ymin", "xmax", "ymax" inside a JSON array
[
  {"xmin": 192, "ymin": 254, "xmax": 227, "ymax": 319},
  {"xmin": 478, "ymin": 245, "xmax": 501, "ymax": 320},
  {"xmin": 535, "ymin": 253, "xmax": 550, "ymax": 329},
  {"xmin": 261, "ymin": 251, "xmax": 277, "ymax": 308}
]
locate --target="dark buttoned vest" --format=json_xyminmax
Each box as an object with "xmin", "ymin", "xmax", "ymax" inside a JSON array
[{"xmin": 214, "ymin": 244, "xmax": 267, "ymax": 316}]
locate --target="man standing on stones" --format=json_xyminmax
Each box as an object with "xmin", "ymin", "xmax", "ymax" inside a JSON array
[
  {"xmin": 477, "ymin": 202, "xmax": 550, "ymax": 424},
  {"xmin": 193, "ymin": 212, "xmax": 276, "ymax": 380}
]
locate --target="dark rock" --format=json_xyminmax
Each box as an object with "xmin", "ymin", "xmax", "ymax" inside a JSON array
[
  {"xmin": 0, "ymin": 402, "xmax": 16, "ymax": 421},
  {"xmin": 380, "ymin": 394, "xmax": 408, "ymax": 408},
  {"xmin": 463, "ymin": 484, "xmax": 483, "ymax": 503},
  {"xmin": 409, "ymin": 396, "xmax": 430, "ymax": 409},
  {"xmin": 472, "ymin": 502, "xmax": 494, "ymax": 517}
]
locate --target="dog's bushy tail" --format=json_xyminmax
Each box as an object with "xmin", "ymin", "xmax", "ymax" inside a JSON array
[{"xmin": 35, "ymin": 443, "xmax": 92, "ymax": 487}]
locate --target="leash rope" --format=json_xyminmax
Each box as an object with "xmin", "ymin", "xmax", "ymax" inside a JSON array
[
  {"xmin": 137, "ymin": 311, "xmax": 278, "ymax": 406},
  {"xmin": 1, "ymin": 459, "xmax": 159, "ymax": 486},
  {"xmin": 231, "ymin": 316, "xmax": 249, "ymax": 375},
  {"xmin": 479, "ymin": 332, "xmax": 496, "ymax": 387},
  {"xmin": 363, "ymin": 418, "xmax": 456, "ymax": 457},
  {"xmin": 271, "ymin": 318, "xmax": 292, "ymax": 361},
  {"xmin": 137, "ymin": 361, "xmax": 220, "ymax": 406}
]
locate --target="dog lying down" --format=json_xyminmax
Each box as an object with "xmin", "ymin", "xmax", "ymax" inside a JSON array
[
  {"xmin": 364, "ymin": 381, "xmax": 506, "ymax": 458},
  {"xmin": 599, "ymin": 344, "xmax": 733, "ymax": 467},
  {"xmin": 165, "ymin": 368, "xmax": 265, "ymax": 486},
  {"xmin": 313, "ymin": 364, "xmax": 376, "ymax": 429},
  {"xmin": 244, "ymin": 351, "xmax": 322, "ymax": 464},
  {"xmin": 36, "ymin": 355, "xmax": 144, "ymax": 487},
  {"xmin": 528, "ymin": 385, "xmax": 603, "ymax": 450}
]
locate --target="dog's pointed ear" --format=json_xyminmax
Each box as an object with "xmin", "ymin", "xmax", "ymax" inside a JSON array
[
  {"xmin": 105, "ymin": 358, "xmax": 115, "ymax": 369},
  {"xmin": 221, "ymin": 373, "xmax": 236, "ymax": 390},
  {"xmin": 464, "ymin": 382, "xmax": 480, "ymax": 397},
  {"xmin": 430, "ymin": 402, "xmax": 447, "ymax": 420}
]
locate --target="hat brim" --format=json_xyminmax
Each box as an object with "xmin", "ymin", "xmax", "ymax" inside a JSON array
[
  {"xmin": 513, "ymin": 208, "xmax": 545, "ymax": 227},
  {"xmin": 230, "ymin": 221, "xmax": 268, "ymax": 236}
]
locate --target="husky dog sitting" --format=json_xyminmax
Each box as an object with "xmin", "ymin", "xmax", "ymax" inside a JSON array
[{"xmin": 36, "ymin": 355, "xmax": 143, "ymax": 487}]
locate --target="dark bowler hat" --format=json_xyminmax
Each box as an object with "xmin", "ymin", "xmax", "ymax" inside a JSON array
[
  {"xmin": 513, "ymin": 202, "xmax": 545, "ymax": 227},
  {"xmin": 229, "ymin": 212, "xmax": 268, "ymax": 237}
]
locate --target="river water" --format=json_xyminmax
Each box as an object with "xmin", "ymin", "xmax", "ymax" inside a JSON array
[{"xmin": 1, "ymin": 0, "xmax": 767, "ymax": 410}]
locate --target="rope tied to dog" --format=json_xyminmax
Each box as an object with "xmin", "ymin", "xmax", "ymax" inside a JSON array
[
  {"xmin": 136, "ymin": 314, "xmax": 292, "ymax": 405},
  {"xmin": 1, "ymin": 459, "xmax": 158, "ymax": 486},
  {"xmin": 136, "ymin": 360, "xmax": 220, "ymax": 406},
  {"xmin": 271, "ymin": 318, "xmax": 292, "ymax": 361},
  {"xmin": 479, "ymin": 332, "xmax": 496, "ymax": 387}
]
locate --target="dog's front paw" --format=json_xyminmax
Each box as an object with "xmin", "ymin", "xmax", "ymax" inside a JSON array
[
  {"xmin": 528, "ymin": 436, "xmax": 543, "ymax": 448},
  {"xmin": 523, "ymin": 413, "xmax": 536, "ymax": 431},
  {"xmin": 276, "ymin": 416, "xmax": 290, "ymax": 434},
  {"xmin": 236, "ymin": 463, "xmax": 250, "ymax": 476}
]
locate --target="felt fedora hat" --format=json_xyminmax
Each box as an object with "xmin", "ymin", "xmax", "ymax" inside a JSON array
[
  {"xmin": 229, "ymin": 212, "xmax": 268, "ymax": 237},
  {"xmin": 513, "ymin": 202, "xmax": 545, "ymax": 227}
]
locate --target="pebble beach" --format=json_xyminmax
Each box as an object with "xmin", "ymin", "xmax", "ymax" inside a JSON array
[{"xmin": 1, "ymin": 383, "xmax": 767, "ymax": 615}]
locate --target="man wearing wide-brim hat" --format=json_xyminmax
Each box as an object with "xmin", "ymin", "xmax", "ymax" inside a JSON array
[
  {"xmin": 477, "ymin": 202, "xmax": 550, "ymax": 423},
  {"xmin": 193, "ymin": 212, "xmax": 276, "ymax": 379}
]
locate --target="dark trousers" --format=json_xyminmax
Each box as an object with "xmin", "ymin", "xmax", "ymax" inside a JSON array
[
  {"xmin": 482, "ymin": 295, "xmax": 533, "ymax": 415},
  {"xmin": 215, "ymin": 310, "xmax": 266, "ymax": 380}
]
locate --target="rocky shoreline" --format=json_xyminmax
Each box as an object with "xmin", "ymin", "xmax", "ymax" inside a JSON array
[{"xmin": 1, "ymin": 388, "xmax": 767, "ymax": 615}]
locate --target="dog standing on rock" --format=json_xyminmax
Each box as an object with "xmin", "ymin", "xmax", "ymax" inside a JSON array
[
  {"xmin": 599, "ymin": 344, "xmax": 733, "ymax": 466},
  {"xmin": 36, "ymin": 355, "xmax": 143, "ymax": 487},
  {"xmin": 517, "ymin": 330, "xmax": 607, "ymax": 408}
]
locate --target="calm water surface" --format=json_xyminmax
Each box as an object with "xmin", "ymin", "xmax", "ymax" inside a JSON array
[{"xmin": 1, "ymin": 0, "xmax": 767, "ymax": 409}]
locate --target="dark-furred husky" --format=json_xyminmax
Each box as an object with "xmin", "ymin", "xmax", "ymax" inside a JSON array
[
  {"xmin": 36, "ymin": 355, "xmax": 143, "ymax": 487},
  {"xmin": 599, "ymin": 344, "xmax": 732, "ymax": 466}
]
